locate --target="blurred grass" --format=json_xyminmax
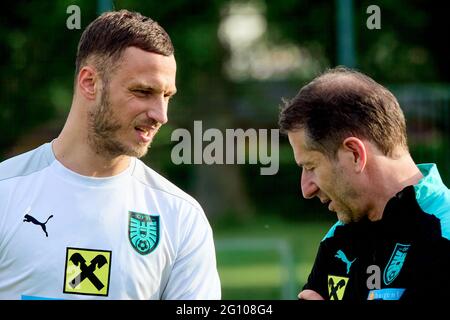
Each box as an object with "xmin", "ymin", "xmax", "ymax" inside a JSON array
[{"xmin": 212, "ymin": 215, "xmax": 335, "ymax": 299}]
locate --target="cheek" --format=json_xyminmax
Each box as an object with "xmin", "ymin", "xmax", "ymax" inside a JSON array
[
  {"xmin": 112, "ymin": 99, "xmax": 142, "ymax": 122},
  {"xmin": 127, "ymin": 99, "xmax": 153, "ymax": 120},
  {"xmin": 316, "ymin": 168, "xmax": 345, "ymax": 200},
  {"xmin": 315, "ymin": 167, "xmax": 333, "ymax": 189},
  {"xmin": 110, "ymin": 90, "xmax": 140, "ymax": 110}
]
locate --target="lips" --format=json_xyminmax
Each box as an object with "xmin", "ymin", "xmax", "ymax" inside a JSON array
[
  {"xmin": 135, "ymin": 126, "xmax": 150, "ymax": 135},
  {"xmin": 135, "ymin": 126, "xmax": 153, "ymax": 142},
  {"xmin": 328, "ymin": 201, "xmax": 333, "ymax": 212},
  {"xmin": 320, "ymin": 198, "xmax": 333, "ymax": 211}
]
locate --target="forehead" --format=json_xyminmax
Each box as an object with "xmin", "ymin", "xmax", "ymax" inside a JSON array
[
  {"xmin": 114, "ymin": 46, "xmax": 176, "ymax": 90},
  {"xmin": 287, "ymin": 129, "xmax": 324, "ymax": 165}
]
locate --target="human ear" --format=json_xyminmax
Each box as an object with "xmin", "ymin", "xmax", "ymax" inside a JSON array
[
  {"xmin": 341, "ymin": 137, "xmax": 367, "ymax": 173},
  {"xmin": 77, "ymin": 66, "xmax": 98, "ymax": 100}
]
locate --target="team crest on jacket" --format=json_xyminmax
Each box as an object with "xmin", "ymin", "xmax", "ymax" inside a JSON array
[
  {"xmin": 128, "ymin": 211, "xmax": 160, "ymax": 255},
  {"xmin": 383, "ymin": 243, "xmax": 410, "ymax": 285}
]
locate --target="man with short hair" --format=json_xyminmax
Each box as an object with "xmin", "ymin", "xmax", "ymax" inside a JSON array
[
  {"xmin": 279, "ymin": 67, "xmax": 450, "ymax": 300},
  {"xmin": 0, "ymin": 10, "xmax": 221, "ymax": 300}
]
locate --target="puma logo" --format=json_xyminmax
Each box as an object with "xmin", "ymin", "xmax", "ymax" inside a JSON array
[
  {"xmin": 23, "ymin": 214, "xmax": 53, "ymax": 237},
  {"xmin": 335, "ymin": 250, "xmax": 356, "ymax": 274}
]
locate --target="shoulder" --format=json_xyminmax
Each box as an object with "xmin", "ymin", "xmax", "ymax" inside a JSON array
[
  {"xmin": 418, "ymin": 189, "xmax": 450, "ymax": 240},
  {"xmin": 0, "ymin": 143, "xmax": 53, "ymax": 183},
  {"xmin": 131, "ymin": 159, "xmax": 203, "ymax": 212},
  {"xmin": 414, "ymin": 164, "xmax": 450, "ymax": 240}
]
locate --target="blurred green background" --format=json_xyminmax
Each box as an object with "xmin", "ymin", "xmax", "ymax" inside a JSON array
[{"xmin": 1, "ymin": 0, "xmax": 449, "ymax": 299}]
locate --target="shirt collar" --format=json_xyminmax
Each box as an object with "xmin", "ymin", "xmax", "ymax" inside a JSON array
[{"xmin": 414, "ymin": 163, "xmax": 446, "ymax": 204}]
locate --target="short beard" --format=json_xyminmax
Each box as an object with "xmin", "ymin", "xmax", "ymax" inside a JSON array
[
  {"xmin": 87, "ymin": 85, "xmax": 151, "ymax": 159},
  {"xmin": 331, "ymin": 164, "xmax": 361, "ymax": 222}
]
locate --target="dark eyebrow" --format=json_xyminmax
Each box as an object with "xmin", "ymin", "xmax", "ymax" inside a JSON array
[
  {"xmin": 297, "ymin": 160, "xmax": 314, "ymax": 168},
  {"xmin": 131, "ymin": 85, "xmax": 154, "ymax": 91},
  {"xmin": 131, "ymin": 85, "xmax": 177, "ymax": 96}
]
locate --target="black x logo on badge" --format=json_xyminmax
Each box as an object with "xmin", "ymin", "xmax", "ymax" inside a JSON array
[
  {"xmin": 69, "ymin": 253, "xmax": 108, "ymax": 291},
  {"xmin": 328, "ymin": 278, "xmax": 346, "ymax": 300}
]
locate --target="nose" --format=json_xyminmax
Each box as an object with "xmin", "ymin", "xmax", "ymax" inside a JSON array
[
  {"xmin": 147, "ymin": 95, "xmax": 168, "ymax": 125},
  {"xmin": 301, "ymin": 169, "xmax": 319, "ymax": 199}
]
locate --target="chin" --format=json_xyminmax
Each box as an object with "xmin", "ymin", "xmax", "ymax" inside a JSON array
[
  {"xmin": 336, "ymin": 212, "xmax": 351, "ymax": 224},
  {"xmin": 136, "ymin": 141, "xmax": 154, "ymax": 157},
  {"xmin": 109, "ymin": 140, "xmax": 149, "ymax": 159},
  {"xmin": 121, "ymin": 136, "xmax": 152, "ymax": 158},
  {"xmin": 127, "ymin": 145, "xmax": 150, "ymax": 158}
]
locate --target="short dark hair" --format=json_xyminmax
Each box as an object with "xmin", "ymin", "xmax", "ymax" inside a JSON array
[
  {"xmin": 75, "ymin": 10, "xmax": 174, "ymax": 79},
  {"xmin": 279, "ymin": 67, "xmax": 408, "ymax": 158}
]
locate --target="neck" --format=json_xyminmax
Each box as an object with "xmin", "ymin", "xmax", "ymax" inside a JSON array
[
  {"xmin": 365, "ymin": 153, "xmax": 423, "ymax": 221},
  {"xmin": 53, "ymin": 107, "xmax": 130, "ymax": 177}
]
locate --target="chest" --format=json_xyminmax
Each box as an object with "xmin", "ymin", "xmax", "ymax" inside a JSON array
[{"xmin": 0, "ymin": 181, "xmax": 174, "ymax": 299}]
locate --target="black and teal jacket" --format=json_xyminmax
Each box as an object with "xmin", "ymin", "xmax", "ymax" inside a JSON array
[{"xmin": 303, "ymin": 164, "xmax": 450, "ymax": 301}]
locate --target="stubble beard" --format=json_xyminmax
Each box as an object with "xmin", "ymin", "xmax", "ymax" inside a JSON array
[
  {"xmin": 87, "ymin": 87, "xmax": 152, "ymax": 159},
  {"xmin": 330, "ymin": 165, "xmax": 362, "ymax": 223}
]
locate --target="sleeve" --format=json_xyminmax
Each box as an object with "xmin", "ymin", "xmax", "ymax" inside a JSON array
[
  {"xmin": 401, "ymin": 237, "xmax": 450, "ymax": 301},
  {"xmin": 0, "ymin": 182, "xmax": 13, "ymax": 252},
  {"xmin": 302, "ymin": 241, "xmax": 330, "ymax": 299},
  {"xmin": 161, "ymin": 206, "xmax": 221, "ymax": 300}
]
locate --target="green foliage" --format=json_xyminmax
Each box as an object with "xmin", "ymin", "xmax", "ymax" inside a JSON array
[
  {"xmin": 214, "ymin": 215, "xmax": 334, "ymax": 299},
  {"xmin": 411, "ymin": 139, "xmax": 450, "ymax": 186},
  {"xmin": 1, "ymin": 0, "xmax": 449, "ymax": 220},
  {"xmin": 0, "ymin": 0, "xmax": 95, "ymax": 156}
]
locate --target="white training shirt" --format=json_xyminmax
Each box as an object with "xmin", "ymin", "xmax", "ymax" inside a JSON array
[{"xmin": 0, "ymin": 142, "xmax": 221, "ymax": 300}]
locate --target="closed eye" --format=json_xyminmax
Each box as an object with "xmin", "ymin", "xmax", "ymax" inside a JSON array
[
  {"xmin": 299, "ymin": 164, "xmax": 314, "ymax": 172},
  {"xmin": 164, "ymin": 91, "xmax": 177, "ymax": 100},
  {"xmin": 133, "ymin": 89, "xmax": 151, "ymax": 96},
  {"xmin": 132, "ymin": 89, "xmax": 176, "ymax": 100}
]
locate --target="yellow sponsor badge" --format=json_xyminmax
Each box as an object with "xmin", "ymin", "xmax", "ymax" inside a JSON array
[
  {"xmin": 63, "ymin": 247, "xmax": 112, "ymax": 296},
  {"xmin": 328, "ymin": 275, "xmax": 349, "ymax": 300}
]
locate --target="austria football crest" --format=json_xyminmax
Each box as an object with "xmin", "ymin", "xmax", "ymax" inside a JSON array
[
  {"xmin": 383, "ymin": 243, "xmax": 410, "ymax": 285},
  {"xmin": 128, "ymin": 212, "xmax": 160, "ymax": 255}
]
